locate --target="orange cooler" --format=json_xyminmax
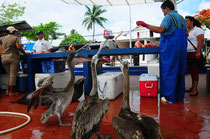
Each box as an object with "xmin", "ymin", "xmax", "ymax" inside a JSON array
[{"xmin": 139, "ymin": 74, "xmax": 158, "ymax": 97}]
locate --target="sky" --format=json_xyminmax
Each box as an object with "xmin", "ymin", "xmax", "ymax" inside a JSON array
[{"xmin": 1, "ymin": 0, "xmax": 210, "ymax": 46}]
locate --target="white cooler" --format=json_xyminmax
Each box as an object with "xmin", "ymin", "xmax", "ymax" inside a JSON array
[
  {"xmin": 35, "ymin": 71, "xmax": 70, "ymax": 89},
  {"xmin": 97, "ymin": 72, "xmax": 123, "ymax": 100}
]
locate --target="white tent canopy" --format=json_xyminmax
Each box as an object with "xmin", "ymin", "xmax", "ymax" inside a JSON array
[{"xmin": 61, "ymin": 0, "xmax": 165, "ymax": 6}]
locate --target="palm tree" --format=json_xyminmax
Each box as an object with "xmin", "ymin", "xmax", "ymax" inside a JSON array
[{"xmin": 82, "ymin": 5, "xmax": 107, "ymax": 41}]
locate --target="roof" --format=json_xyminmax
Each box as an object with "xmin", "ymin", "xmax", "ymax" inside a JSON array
[
  {"xmin": 61, "ymin": 0, "xmax": 164, "ymax": 6},
  {"xmin": 0, "ymin": 20, "xmax": 33, "ymax": 37}
]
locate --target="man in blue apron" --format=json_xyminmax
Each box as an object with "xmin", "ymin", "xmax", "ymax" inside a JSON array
[{"xmin": 136, "ymin": 0, "xmax": 187, "ymax": 103}]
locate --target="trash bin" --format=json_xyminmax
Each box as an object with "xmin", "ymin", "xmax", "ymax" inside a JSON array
[{"xmin": 16, "ymin": 73, "xmax": 28, "ymax": 92}]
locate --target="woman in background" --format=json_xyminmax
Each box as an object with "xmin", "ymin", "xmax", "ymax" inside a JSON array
[
  {"xmin": 0, "ymin": 26, "xmax": 28, "ymax": 96},
  {"xmin": 185, "ymin": 16, "xmax": 204, "ymax": 96}
]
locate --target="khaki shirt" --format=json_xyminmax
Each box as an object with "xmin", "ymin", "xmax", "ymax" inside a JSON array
[{"xmin": 0, "ymin": 34, "xmax": 21, "ymax": 56}]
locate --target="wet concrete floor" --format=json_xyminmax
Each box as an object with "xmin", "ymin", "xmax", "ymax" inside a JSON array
[{"xmin": 0, "ymin": 74, "xmax": 210, "ymax": 139}]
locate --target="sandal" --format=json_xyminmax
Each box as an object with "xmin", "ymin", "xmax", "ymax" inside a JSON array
[
  {"xmin": 185, "ymin": 88, "xmax": 192, "ymax": 92},
  {"xmin": 190, "ymin": 92, "xmax": 198, "ymax": 96}
]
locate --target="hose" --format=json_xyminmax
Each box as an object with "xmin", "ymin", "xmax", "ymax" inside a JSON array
[{"xmin": 0, "ymin": 111, "xmax": 31, "ymax": 135}]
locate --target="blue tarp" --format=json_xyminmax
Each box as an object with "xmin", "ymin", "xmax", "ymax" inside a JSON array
[{"xmin": 24, "ymin": 43, "xmax": 34, "ymax": 52}]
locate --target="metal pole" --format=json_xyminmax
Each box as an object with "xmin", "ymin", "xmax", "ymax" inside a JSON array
[{"xmin": 129, "ymin": 4, "xmax": 132, "ymax": 65}]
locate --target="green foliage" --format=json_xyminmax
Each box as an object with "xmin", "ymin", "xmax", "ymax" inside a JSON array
[
  {"xmin": 82, "ymin": 5, "xmax": 107, "ymax": 41},
  {"xmin": 22, "ymin": 22, "xmax": 64, "ymax": 41},
  {"xmin": 60, "ymin": 29, "xmax": 89, "ymax": 45},
  {"xmin": 0, "ymin": 2, "xmax": 26, "ymax": 24}
]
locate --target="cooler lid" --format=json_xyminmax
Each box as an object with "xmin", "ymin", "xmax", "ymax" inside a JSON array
[
  {"xmin": 17, "ymin": 73, "xmax": 28, "ymax": 77},
  {"xmin": 97, "ymin": 72, "xmax": 122, "ymax": 78},
  {"xmin": 139, "ymin": 74, "xmax": 158, "ymax": 81}
]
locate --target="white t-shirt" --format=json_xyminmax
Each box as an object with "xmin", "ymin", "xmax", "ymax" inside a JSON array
[
  {"xmin": 33, "ymin": 38, "xmax": 52, "ymax": 53},
  {"xmin": 187, "ymin": 26, "xmax": 204, "ymax": 52}
]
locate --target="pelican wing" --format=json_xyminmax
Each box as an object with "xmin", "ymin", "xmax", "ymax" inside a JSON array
[
  {"xmin": 112, "ymin": 116, "xmax": 145, "ymax": 139},
  {"xmin": 27, "ymin": 85, "xmax": 55, "ymax": 113},
  {"xmin": 72, "ymin": 96, "xmax": 98, "ymax": 132},
  {"xmin": 118, "ymin": 109, "xmax": 162, "ymax": 139},
  {"xmin": 72, "ymin": 98, "xmax": 109, "ymax": 139}
]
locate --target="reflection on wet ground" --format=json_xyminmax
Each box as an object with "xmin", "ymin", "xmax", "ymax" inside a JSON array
[{"xmin": 0, "ymin": 74, "xmax": 210, "ymax": 138}]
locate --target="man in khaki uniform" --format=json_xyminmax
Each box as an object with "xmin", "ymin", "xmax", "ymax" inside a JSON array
[{"xmin": 0, "ymin": 26, "xmax": 28, "ymax": 96}]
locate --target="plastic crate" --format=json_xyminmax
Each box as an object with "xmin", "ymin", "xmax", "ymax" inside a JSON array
[{"xmin": 41, "ymin": 61, "xmax": 65, "ymax": 73}]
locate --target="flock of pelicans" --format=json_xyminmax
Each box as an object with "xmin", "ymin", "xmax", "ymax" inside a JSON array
[{"xmin": 12, "ymin": 40, "xmax": 163, "ymax": 139}]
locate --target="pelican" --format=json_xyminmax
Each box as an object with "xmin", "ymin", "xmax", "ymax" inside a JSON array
[
  {"xmin": 27, "ymin": 45, "xmax": 91, "ymax": 126},
  {"xmin": 11, "ymin": 77, "xmax": 87, "ymax": 105},
  {"xmin": 112, "ymin": 60, "xmax": 162, "ymax": 139},
  {"xmin": 72, "ymin": 40, "xmax": 110, "ymax": 139}
]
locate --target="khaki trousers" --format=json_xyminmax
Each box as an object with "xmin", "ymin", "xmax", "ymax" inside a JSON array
[{"xmin": 1, "ymin": 55, "xmax": 20, "ymax": 86}]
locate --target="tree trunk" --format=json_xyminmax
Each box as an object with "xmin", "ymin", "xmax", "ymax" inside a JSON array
[{"xmin": 93, "ymin": 23, "xmax": 95, "ymax": 42}]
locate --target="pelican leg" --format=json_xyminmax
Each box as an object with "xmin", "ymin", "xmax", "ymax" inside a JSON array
[
  {"xmin": 57, "ymin": 114, "xmax": 72, "ymax": 126},
  {"xmin": 96, "ymin": 126, "xmax": 110, "ymax": 139},
  {"xmin": 96, "ymin": 133, "xmax": 110, "ymax": 139}
]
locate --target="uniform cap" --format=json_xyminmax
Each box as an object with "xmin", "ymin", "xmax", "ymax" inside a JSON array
[
  {"xmin": 7, "ymin": 26, "xmax": 18, "ymax": 33},
  {"xmin": 36, "ymin": 31, "xmax": 44, "ymax": 35}
]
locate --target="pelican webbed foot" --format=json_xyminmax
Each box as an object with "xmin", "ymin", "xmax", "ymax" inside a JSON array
[
  {"xmin": 58, "ymin": 115, "xmax": 72, "ymax": 126},
  {"xmin": 58, "ymin": 122, "xmax": 72, "ymax": 126},
  {"xmin": 101, "ymin": 136, "xmax": 111, "ymax": 139},
  {"xmin": 96, "ymin": 132, "xmax": 110, "ymax": 139}
]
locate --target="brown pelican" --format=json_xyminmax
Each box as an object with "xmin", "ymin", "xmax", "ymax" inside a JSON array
[
  {"xmin": 11, "ymin": 77, "xmax": 87, "ymax": 105},
  {"xmin": 27, "ymin": 45, "xmax": 91, "ymax": 126},
  {"xmin": 72, "ymin": 40, "xmax": 110, "ymax": 139},
  {"xmin": 112, "ymin": 60, "xmax": 162, "ymax": 139}
]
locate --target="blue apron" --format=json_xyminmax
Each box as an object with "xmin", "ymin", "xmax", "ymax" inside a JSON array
[{"xmin": 160, "ymin": 14, "xmax": 187, "ymax": 103}]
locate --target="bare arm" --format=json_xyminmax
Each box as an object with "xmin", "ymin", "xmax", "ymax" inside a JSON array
[
  {"xmin": 16, "ymin": 43, "xmax": 27, "ymax": 55},
  {"xmin": 115, "ymin": 31, "xmax": 123, "ymax": 40},
  {"xmin": 146, "ymin": 25, "xmax": 165, "ymax": 34},
  {"xmin": 195, "ymin": 34, "xmax": 204, "ymax": 59}
]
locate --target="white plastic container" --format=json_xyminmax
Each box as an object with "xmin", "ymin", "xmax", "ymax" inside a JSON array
[
  {"xmin": 148, "ymin": 64, "xmax": 159, "ymax": 77},
  {"xmin": 35, "ymin": 71, "xmax": 70, "ymax": 89},
  {"xmin": 97, "ymin": 72, "xmax": 123, "ymax": 100}
]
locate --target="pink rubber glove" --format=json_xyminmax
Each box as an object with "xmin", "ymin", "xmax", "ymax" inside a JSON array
[{"xmin": 136, "ymin": 21, "xmax": 148, "ymax": 27}]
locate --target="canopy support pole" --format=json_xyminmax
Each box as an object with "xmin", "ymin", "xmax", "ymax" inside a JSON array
[{"xmin": 129, "ymin": 4, "xmax": 132, "ymax": 65}]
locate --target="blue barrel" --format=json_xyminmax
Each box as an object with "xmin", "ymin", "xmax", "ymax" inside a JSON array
[
  {"xmin": 16, "ymin": 74, "xmax": 28, "ymax": 92},
  {"xmin": 207, "ymin": 68, "xmax": 210, "ymax": 93}
]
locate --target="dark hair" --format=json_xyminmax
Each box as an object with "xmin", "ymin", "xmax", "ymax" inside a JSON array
[
  {"xmin": 161, "ymin": 0, "xmax": 175, "ymax": 10},
  {"xmin": 185, "ymin": 16, "xmax": 201, "ymax": 28}
]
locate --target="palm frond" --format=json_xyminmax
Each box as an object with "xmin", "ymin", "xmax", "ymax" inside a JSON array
[{"xmin": 82, "ymin": 5, "xmax": 107, "ymax": 41}]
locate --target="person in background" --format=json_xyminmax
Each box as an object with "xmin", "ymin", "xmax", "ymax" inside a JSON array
[
  {"xmin": 68, "ymin": 42, "xmax": 76, "ymax": 51},
  {"xmin": 136, "ymin": 0, "xmax": 188, "ymax": 103},
  {"xmin": 0, "ymin": 26, "xmax": 29, "ymax": 96},
  {"xmin": 33, "ymin": 31, "xmax": 52, "ymax": 54},
  {"xmin": 185, "ymin": 16, "xmax": 204, "ymax": 96},
  {"xmin": 134, "ymin": 41, "xmax": 144, "ymax": 48}
]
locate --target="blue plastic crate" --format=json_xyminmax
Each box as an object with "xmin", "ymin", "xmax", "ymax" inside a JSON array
[{"xmin": 41, "ymin": 61, "xmax": 65, "ymax": 73}]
